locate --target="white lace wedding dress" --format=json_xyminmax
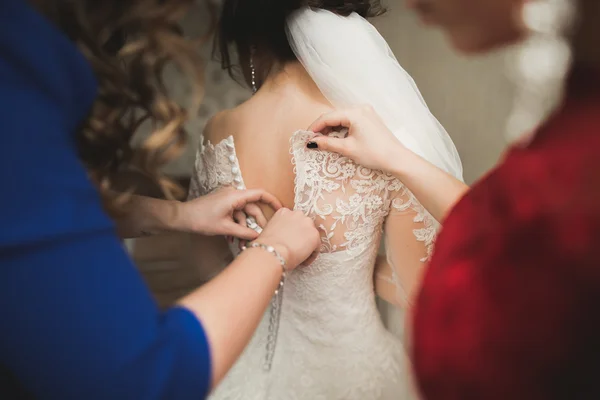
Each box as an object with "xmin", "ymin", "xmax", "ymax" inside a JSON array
[{"xmin": 188, "ymin": 130, "xmax": 437, "ymax": 400}]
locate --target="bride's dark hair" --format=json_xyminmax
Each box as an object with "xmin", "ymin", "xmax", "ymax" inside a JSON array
[{"xmin": 215, "ymin": 0, "xmax": 385, "ymax": 89}]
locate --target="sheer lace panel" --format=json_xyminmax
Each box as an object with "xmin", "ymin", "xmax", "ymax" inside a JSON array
[
  {"xmin": 390, "ymin": 187, "xmax": 439, "ymax": 262},
  {"xmin": 290, "ymin": 130, "xmax": 441, "ymax": 308},
  {"xmin": 383, "ymin": 186, "xmax": 439, "ymax": 307},
  {"xmin": 292, "ymin": 131, "xmax": 397, "ymax": 255},
  {"xmin": 190, "ymin": 130, "xmax": 439, "ymax": 308},
  {"xmin": 291, "ymin": 130, "xmax": 438, "ymax": 265}
]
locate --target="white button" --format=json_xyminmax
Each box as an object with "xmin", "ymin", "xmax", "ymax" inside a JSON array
[
  {"xmin": 233, "ymin": 177, "xmax": 241, "ymax": 183},
  {"xmin": 228, "ymin": 155, "xmax": 236, "ymax": 163},
  {"xmin": 231, "ymin": 167, "xmax": 239, "ymax": 174}
]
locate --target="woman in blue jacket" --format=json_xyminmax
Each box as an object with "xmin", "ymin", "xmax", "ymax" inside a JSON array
[{"xmin": 0, "ymin": 0, "xmax": 320, "ymax": 398}]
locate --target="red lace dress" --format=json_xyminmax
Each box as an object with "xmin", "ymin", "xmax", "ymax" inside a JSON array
[{"xmin": 413, "ymin": 69, "xmax": 600, "ymax": 399}]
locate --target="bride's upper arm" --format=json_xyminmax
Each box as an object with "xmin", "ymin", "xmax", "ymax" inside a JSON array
[
  {"xmin": 375, "ymin": 187, "xmax": 435, "ymax": 308},
  {"xmin": 185, "ymin": 112, "xmax": 234, "ymax": 284}
]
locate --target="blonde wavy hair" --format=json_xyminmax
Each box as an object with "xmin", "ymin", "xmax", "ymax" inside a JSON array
[{"xmin": 31, "ymin": 0, "xmax": 214, "ymax": 214}]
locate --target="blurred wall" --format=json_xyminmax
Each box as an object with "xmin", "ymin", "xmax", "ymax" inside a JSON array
[
  {"xmin": 373, "ymin": 5, "xmax": 515, "ymax": 183},
  {"xmin": 155, "ymin": 1, "xmax": 251, "ymax": 178}
]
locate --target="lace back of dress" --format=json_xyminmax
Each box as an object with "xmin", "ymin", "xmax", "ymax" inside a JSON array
[
  {"xmin": 291, "ymin": 130, "xmax": 402, "ymax": 256},
  {"xmin": 290, "ymin": 130, "xmax": 439, "ymax": 307},
  {"xmin": 189, "ymin": 129, "xmax": 439, "ymax": 312}
]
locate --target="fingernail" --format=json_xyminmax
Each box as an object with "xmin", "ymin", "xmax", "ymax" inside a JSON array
[{"xmin": 307, "ymin": 141, "xmax": 318, "ymax": 149}]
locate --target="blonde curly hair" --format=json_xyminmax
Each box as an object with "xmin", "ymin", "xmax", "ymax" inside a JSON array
[{"xmin": 31, "ymin": 0, "xmax": 215, "ymax": 214}]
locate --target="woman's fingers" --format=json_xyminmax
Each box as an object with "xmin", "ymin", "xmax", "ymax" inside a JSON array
[
  {"xmin": 244, "ymin": 203, "xmax": 267, "ymax": 228},
  {"xmin": 307, "ymin": 109, "xmax": 353, "ymax": 134},
  {"xmin": 233, "ymin": 210, "xmax": 247, "ymax": 229},
  {"xmin": 230, "ymin": 209, "xmax": 257, "ymax": 241},
  {"xmin": 307, "ymin": 136, "xmax": 351, "ymax": 156},
  {"xmin": 233, "ymin": 189, "xmax": 282, "ymax": 212},
  {"xmin": 223, "ymin": 221, "xmax": 260, "ymax": 241}
]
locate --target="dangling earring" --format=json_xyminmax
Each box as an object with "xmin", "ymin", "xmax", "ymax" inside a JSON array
[
  {"xmin": 505, "ymin": 0, "xmax": 576, "ymax": 144},
  {"xmin": 249, "ymin": 45, "xmax": 258, "ymax": 95}
]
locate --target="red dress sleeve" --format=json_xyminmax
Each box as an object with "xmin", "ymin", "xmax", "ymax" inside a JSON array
[{"xmin": 412, "ymin": 102, "xmax": 600, "ymax": 400}]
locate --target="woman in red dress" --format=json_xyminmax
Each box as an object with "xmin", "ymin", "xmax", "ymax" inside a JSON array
[{"xmin": 307, "ymin": 0, "xmax": 600, "ymax": 398}]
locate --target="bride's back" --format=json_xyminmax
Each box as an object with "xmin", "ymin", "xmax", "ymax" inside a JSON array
[
  {"xmin": 204, "ymin": 0, "xmax": 385, "ymax": 214},
  {"xmin": 197, "ymin": 65, "xmax": 420, "ymax": 400},
  {"xmin": 204, "ymin": 63, "xmax": 334, "ymax": 215}
]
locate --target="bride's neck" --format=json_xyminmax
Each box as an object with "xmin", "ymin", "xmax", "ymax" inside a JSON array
[{"xmin": 260, "ymin": 61, "xmax": 326, "ymax": 102}]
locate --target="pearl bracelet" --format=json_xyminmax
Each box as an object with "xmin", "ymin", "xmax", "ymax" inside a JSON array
[
  {"xmin": 242, "ymin": 242, "xmax": 287, "ymax": 275},
  {"xmin": 241, "ymin": 241, "xmax": 287, "ymax": 371}
]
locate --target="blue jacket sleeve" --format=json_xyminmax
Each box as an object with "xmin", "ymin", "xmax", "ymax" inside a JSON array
[{"xmin": 0, "ymin": 34, "xmax": 211, "ymax": 400}]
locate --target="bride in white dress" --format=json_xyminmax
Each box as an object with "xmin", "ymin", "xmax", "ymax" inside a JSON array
[{"xmin": 187, "ymin": 1, "xmax": 463, "ymax": 399}]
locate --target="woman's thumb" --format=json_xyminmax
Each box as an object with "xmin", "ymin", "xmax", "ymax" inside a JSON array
[{"xmin": 307, "ymin": 136, "xmax": 348, "ymax": 156}]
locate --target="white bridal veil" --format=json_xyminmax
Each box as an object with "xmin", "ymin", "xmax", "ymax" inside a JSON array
[{"xmin": 286, "ymin": 7, "xmax": 463, "ymax": 180}]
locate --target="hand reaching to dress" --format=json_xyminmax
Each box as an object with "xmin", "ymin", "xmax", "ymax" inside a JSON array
[
  {"xmin": 254, "ymin": 208, "xmax": 321, "ymax": 269},
  {"xmin": 173, "ymin": 187, "xmax": 281, "ymax": 240},
  {"xmin": 306, "ymin": 105, "xmax": 468, "ymax": 222},
  {"xmin": 306, "ymin": 105, "xmax": 409, "ymax": 172}
]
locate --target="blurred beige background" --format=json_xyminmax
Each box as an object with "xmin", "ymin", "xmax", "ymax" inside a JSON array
[
  {"xmin": 374, "ymin": 6, "xmax": 515, "ymax": 184},
  {"xmin": 130, "ymin": 2, "xmax": 517, "ymax": 308}
]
